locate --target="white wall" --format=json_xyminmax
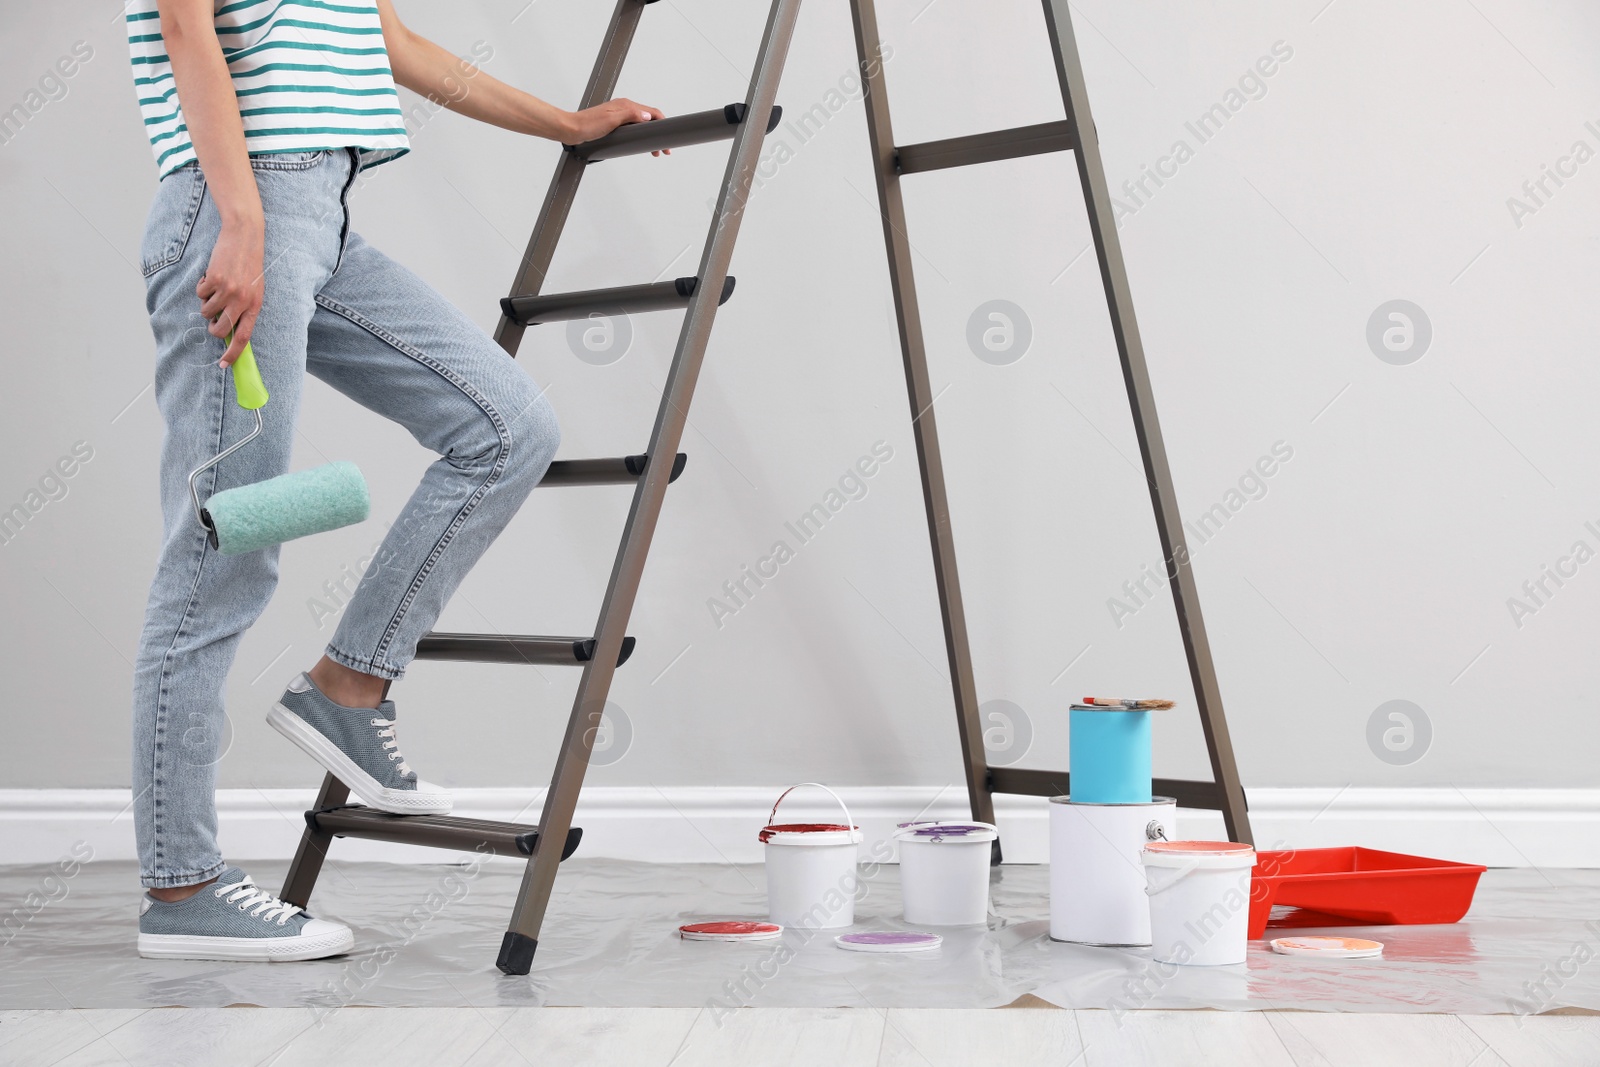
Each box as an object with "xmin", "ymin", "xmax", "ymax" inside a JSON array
[{"xmin": 2, "ymin": 0, "xmax": 1598, "ymax": 805}]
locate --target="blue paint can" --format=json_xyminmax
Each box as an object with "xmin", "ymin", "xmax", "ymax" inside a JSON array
[{"xmin": 1069, "ymin": 706, "xmax": 1153, "ymax": 804}]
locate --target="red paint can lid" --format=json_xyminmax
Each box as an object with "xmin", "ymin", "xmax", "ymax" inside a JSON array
[{"xmin": 679, "ymin": 921, "xmax": 784, "ymax": 942}]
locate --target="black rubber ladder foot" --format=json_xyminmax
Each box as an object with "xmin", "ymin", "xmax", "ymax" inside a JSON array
[{"xmin": 497, "ymin": 931, "xmax": 539, "ymax": 976}]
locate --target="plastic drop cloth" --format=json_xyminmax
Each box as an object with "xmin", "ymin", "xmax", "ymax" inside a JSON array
[{"xmin": 2, "ymin": 859, "xmax": 1597, "ymax": 1013}]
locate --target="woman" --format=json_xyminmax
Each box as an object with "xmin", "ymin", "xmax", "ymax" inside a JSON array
[{"xmin": 128, "ymin": 0, "xmax": 662, "ymax": 961}]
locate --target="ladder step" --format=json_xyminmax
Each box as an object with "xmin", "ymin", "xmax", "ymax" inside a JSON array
[
  {"xmin": 572, "ymin": 102, "xmax": 784, "ymax": 162},
  {"xmin": 305, "ymin": 805, "xmax": 585, "ymax": 860},
  {"xmin": 415, "ymin": 633, "xmax": 637, "ymax": 667},
  {"xmin": 987, "ymin": 766, "xmax": 1239, "ymax": 813},
  {"xmin": 541, "ymin": 452, "xmax": 687, "ymax": 487},
  {"xmin": 896, "ymin": 119, "xmax": 1077, "ymax": 174},
  {"xmin": 502, "ymin": 275, "xmax": 736, "ymax": 326}
]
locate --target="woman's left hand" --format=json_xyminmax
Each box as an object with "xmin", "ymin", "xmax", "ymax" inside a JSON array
[{"xmin": 564, "ymin": 98, "xmax": 671, "ymax": 155}]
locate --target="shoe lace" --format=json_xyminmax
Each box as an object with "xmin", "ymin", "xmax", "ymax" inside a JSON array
[
  {"xmin": 213, "ymin": 875, "xmax": 304, "ymax": 926},
  {"xmin": 372, "ymin": 717, "xmax": 414, "ymax": 777}
]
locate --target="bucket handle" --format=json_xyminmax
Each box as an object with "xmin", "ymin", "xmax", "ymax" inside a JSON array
[
  {"xmin": 1144, "ymin": 855, "xmax": 1255, "ymax": 895},
  {"xmin": 768, "ymin": 782, "xmax": 855, "ymax": 831},
  {"xmin": 1144, "ymin": 856, "xmax": 1202, "ymax": 896}
]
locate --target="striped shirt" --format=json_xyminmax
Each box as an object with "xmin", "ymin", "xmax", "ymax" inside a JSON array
[{"xmin": 127, "ymin": 0, "xmax": 410, "ymax": 178}]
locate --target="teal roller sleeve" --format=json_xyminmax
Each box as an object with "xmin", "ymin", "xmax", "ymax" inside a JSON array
[{"xmin": 204, "ymin": 461, "xmax": 370, "ymax": 555}]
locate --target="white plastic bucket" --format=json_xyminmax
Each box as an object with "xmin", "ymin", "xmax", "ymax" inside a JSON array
[
  {"xmin": 1049, "ymin": 796, "xmax": 1175, "ymax": 946},
  {"xmin": 1142, "ymin": 841, "xmax": 1257, "ymax": 966},
  {"xmin": 893, "ymin": 821, "xmax": 998, "ymax": 926},
  {"xmin": 761, "ymin": 783, "xmax": 864, "ymax": 929}
]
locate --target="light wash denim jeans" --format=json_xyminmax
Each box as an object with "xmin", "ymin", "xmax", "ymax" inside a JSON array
[{"xmin": 132, "ymin": 149, "xmax": 559, "ymax": 888}]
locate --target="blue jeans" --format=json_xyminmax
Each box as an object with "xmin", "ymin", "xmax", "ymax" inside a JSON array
[{"xmin": 132, "ymin": 150, "xmax": 559, "ymax": 888}]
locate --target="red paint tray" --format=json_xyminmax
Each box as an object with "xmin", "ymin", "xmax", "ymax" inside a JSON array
[{"xmin": 1249, "ymin": 847, "xmax": 1487, "ymax": 940}]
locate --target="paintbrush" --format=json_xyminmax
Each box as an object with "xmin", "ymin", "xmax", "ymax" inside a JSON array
[{"xmin": 1075, "ymin": 697, "xmax": 1176, "ymax": 710}]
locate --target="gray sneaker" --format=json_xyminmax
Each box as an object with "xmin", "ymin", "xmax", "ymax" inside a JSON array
[
  {"xmin": 138, "ymin": 867, "xmax": 353, "ymax": 961},
  {"xmin": 268, "ymin": 673, "xmax": 453, "ymax": 815}
]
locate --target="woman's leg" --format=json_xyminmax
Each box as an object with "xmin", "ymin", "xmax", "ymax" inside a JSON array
[
  {"xmin": 305, "ymin": 230, "xmax": 559, "ymax": 681},
  {"xmin": 131, "ymin": 152, "xmax": 348, "ymax": 890}
]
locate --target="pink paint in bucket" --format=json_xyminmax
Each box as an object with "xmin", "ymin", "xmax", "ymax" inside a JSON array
[{"xmin": 761, "ymin": 783, "xmax": 863, "ymax": 929}]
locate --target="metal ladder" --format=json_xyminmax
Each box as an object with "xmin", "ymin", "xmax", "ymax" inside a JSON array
[
  {"xmin": 846, "ymin": 0, "xmax": 1252, "ymax": 848},
  {"xmin": 279, "ymin": 0, "xmax": 802, "ymax": 976}
]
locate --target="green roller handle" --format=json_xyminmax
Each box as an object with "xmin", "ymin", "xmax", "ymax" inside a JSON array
[
  {"xmin": 189, "ymin": 329, "xmax": 367, "ymax": 554},
  {"xmin": 230, "ymin": 341, "xmax": 269, "ymax": 410}
]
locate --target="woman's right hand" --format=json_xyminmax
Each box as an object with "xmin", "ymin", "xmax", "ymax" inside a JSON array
[
  {"xmin": 197, "ymin": 216, "xmax": 265, "ymax": 367},
  {"xmin": 563, "ymin": 98, "xmax": 669, "ymax": 154}
]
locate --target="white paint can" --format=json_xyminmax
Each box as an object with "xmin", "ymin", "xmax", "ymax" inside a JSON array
[
  {"xmin": 1142, "ymin": 840, "xmax": 1257, "ymax": 965},
  {"xmin": 1049, "ymin": 796, "xmax": 1176, "ymax": 946},
  {"xmin": 893, "ymin": 821, "xmax": 998, "ymax": 926},
  {"xmin": 761, "ymin": 783, "xmax": 863, "ymax": 930}
]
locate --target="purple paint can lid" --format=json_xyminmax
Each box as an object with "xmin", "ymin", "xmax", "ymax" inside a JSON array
[
  {"xmin": 835, "ymin": 931, "xmax": 943, "ymax": 953},
  {"xmin": 892, "ymin": 821, "xmax": 999, "ymax": 844}
]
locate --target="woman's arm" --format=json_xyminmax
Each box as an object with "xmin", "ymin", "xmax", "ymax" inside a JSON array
[
  {"xmin": 159, "ymin": 0, "xmax": 263, "ymax": 366},
  {"xmin": 376, "ymin": 0, "xmax": 668, "ymax": 150}
]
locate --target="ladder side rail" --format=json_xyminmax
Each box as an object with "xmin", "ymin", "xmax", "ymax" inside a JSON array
[
  {"xmin": 1039, "ymin": 0, "xmax": 1251, "ymax": 844},
  {"xmin": 496, "ymin": 0, "xmax": 805, "ymax": 975},
  {"xmin": 280, "ymin": 773, "xmax": 349, "ymax": 908},
  {"xmin": 847, "ymin": 0, "xmax": 996, "ymax": 836},
  {"xmin": 494, "ymin": 0, "xmax": 653, "ymax": 355}
]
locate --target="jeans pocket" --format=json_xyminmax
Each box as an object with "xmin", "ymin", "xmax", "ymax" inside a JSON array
[
  {"xmin": 249, "ymin": 150, "xmax": 327, "ymax": 172},
  {"xmin": 140, "ymin": 164, "xmax": 207, "ymax": 279}
]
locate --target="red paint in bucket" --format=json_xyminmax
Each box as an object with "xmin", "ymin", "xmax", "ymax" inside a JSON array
[
  {"xmin": 762, "ymin": 784, "xmax": 863, "ymax": 929},
  {"xmin": 759, "ymin": 823, "xmax": 853, "ymax": 843}
]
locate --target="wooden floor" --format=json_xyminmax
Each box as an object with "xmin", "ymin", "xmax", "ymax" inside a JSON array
[{"xmin": 4, "ymin": 1007, "xmax": 1598, "ymax": 1066}]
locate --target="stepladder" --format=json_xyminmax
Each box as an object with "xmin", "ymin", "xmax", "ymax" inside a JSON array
[
  {"xmin": 279, "ymin": 0, "xmax": 802, "ymax": 975},
  {"xmin": 845, "ymin": 0, "xmax": 1253, "ymax": 848}
]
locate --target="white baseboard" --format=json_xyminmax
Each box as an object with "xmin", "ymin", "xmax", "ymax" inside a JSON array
[{"xmin": 2, "ymin": 786, "xmax": 1596, "ymax": 868}]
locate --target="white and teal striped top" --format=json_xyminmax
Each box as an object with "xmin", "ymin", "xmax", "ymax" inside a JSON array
[{"xmin": 127, "ymin": 0, "xmax": 410, "ymax": 178}]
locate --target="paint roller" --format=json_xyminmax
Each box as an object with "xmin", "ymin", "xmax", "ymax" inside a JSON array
[{"xmin": 187, "ymin": 342, "xmax": 370, "ymax": 555}]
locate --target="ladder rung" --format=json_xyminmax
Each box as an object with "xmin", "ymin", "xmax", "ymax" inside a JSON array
[
  {"xmin": 541, "ymin": 452, "xmax": 687, "ymax": 487},
  {"xmin": 572, "ymin": 102, "xmax": 784, "ymax": 162},
  {"xmin": 895, "ymin": 119, "xmax": 1077, "ymax": 174},
  {"xmin": 502, "ymin": 275, "xmax": 736, "ymax": 326},
  {"xmin": 305, "ymin": 805, "xmax": 585, "ymax": 860},
  {"xmin": 987, "ymin": 766, "xmax": 1238, "ymax": 813},
  {"xmin": 415, "ymin": 633, "xmax": 637, "ymax": 667}
]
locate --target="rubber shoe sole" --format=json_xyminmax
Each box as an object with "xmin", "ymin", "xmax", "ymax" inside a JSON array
[
  {"xmin": 138, "ymin": 924, "xmax": 354, "ymax": 962},
  {"xmin": 267, "ymin": 703, "xmax": 453, "ymax": 815}
]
